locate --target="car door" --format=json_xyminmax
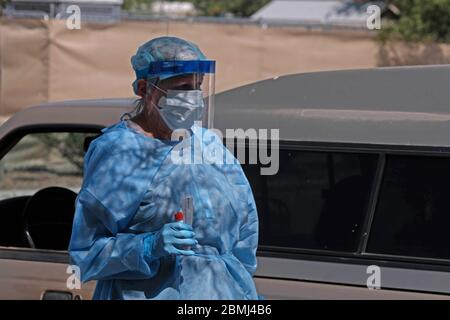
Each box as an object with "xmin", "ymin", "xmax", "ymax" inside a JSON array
[
  {"xmin": 0, "ymin": 129, "xmax": 98, "ymax": 299},
  {"xmin": 243, "ymin": 146, "xmax": 450, "ymax": 299}
]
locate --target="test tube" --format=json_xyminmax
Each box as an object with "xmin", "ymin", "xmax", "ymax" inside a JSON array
[{"xmin": 182, "ymin": 195, "xmax": 193, "ymax": 226}]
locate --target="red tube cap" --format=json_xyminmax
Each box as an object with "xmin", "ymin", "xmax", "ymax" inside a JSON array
[{"xmin": 175, "ymin": 211, "xmax": 184, "ymax": 222}]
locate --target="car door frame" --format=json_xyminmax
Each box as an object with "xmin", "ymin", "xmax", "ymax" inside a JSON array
[
  {"xmin": 242, "ymin": 139, "xmax": 450, "ymax": 298},
  {"xmin": 0, "ymin": 124, "xmax": 103, "ymax": 299}
]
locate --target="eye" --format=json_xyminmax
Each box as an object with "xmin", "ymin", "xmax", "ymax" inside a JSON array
[{"xmin": 173, "ymin": 84, "xmax": 195, "ymax": 91}]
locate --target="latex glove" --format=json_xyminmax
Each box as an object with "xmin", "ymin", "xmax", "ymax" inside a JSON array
[{"xmin": 148, "ymin": 222, "xmax": 197, "ymax": 258}]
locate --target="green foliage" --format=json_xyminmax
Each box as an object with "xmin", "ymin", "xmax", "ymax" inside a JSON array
[
  {"xmin": 37, "ymin": 133, "xmax": 87, "ymax": 172},
  {"xmin": 122, "ymin": 0, "xmax": 270, "ymax": 17},
  {"xmin": 189, "ymin": 0, "xmax": 271, "ymax": 17},
  {"xmin": 0, "ymin": 0, "xmax": 10, "ymax": 9},
  {"xmin": 380, "ymin": 0, "xmax": 450, "ymax": 43},
  {"xmin": 123, "ymin": 0, "xmax": 154, "ymax": 12}
]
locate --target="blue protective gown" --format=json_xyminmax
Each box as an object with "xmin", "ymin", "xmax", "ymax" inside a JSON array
[{"xmin": 69, "ymin": 120, "xmax": 260, "ymax": 300}]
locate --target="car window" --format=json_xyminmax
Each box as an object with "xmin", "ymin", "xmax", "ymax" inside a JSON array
[
  {"xmin": 0, "ymin": 131, "xmax": 98, "ymax": 250},
  {"xmin": 0, "ymin": 132, "xmax": 94, "ymax": 199},
  {"xmin": 367, "ymin": 155, "xmax": 450, "ymax": 260},
  {"xmin": 242, "ymin": 149, "xmax": 378, "ymax": 252}
]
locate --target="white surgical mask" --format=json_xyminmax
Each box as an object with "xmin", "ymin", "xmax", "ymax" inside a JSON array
[{"xmin": 156, "ymin": 89, "xmax": 205, "ymax": 130}]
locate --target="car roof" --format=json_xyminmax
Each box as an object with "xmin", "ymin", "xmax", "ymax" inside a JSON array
[
  {"xmin": 215, "ymin": 64, "xmax": 450, "ymax": 148},
  {"xmin": 0, "ymin": 98, "xmax": 134, "ymax": 140},
  {"xmin": 2, "ymin": 65, "xmax": 450, "ymax": 148}
]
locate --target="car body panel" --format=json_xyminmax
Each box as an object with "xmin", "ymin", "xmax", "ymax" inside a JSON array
[
  {"xmin": 0, "ymin": 256, "xmax": 95, "ymax": 300},
  {"xmin": 254, "ymin": 277, "xmax": 450, "ymax": 300},
  {"xmin": 215, "ymin": 65, "xmax": 450, "ymax": 147}
]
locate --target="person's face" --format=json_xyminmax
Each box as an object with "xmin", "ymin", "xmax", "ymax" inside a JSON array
[
  {"xmin": 158, "ymin": 73, "xmax": 204, "ymax": 92},
  {"xmin": 136, "ymin": 74, "xmax": 203, "ymax": 137}
]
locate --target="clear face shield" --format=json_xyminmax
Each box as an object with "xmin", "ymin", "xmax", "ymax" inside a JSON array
[{"xmin": 147, "ymin": 60, "xmax": 216, "ymax": 130}]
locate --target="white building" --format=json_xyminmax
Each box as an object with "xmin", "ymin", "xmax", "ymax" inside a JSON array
[{"xmin": 251, "ymin": 0, "xmax": 399, "ymax": 28}]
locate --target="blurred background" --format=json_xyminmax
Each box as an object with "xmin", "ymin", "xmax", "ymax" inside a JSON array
[{"xmin": 0, "ymin": 0, "xmax": 450, "ymax": 120}]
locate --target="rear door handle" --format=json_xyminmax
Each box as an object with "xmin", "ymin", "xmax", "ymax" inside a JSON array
[{"xmin": 41, "ymin": 290, "xmax": 81, "ymax": 300}]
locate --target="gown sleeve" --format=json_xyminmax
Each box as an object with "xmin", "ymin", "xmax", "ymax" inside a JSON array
[{"xmin": 68, "ymin": 132, "xmax": 162, "ymax": 282}]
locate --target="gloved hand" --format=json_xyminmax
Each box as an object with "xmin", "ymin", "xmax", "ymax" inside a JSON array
[{"xmin": 148, "ymin": 222, "xmax": 198, "ymax": 258}]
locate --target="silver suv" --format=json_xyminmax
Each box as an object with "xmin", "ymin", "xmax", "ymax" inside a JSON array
[{"xmin": 1, "ymin": 66, "xmax": 450, "ymax": 299}]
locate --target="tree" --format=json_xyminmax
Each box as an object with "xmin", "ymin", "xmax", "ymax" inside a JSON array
[
  {"xmin": 123, "ymin": 0, "xmax": 154, "ymax": 12},
  {"xmin": 380, "ymin": 0, "xmax": 450, "ymax": 43},
  {"xmin": 122, "ymin": 0, "xmax": 270, "ymax": 16},
  {"xmin": 0, "ymin": 0, "xmax": 10, "ymax": 9},
  {"xmin": 178, "ymin": 0, "xmax": 270, "ymax": 17},
  {"xmin": 37, "ymin": 133, "xmax": 86, "ymax": 171}
]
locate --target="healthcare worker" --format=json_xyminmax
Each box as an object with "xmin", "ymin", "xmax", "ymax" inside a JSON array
[{"xmin": 69, "ymin": 36, "xmax": 261, "ymax": 300}]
